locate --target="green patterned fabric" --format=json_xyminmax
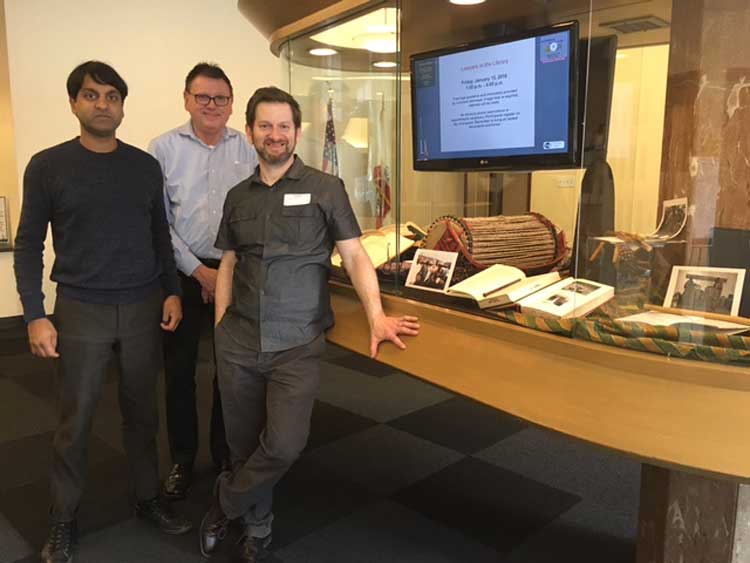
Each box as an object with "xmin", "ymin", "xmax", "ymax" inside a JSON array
[{"xmin": 491, "ymin": 307, "xmax": 750, "ymax": 366}]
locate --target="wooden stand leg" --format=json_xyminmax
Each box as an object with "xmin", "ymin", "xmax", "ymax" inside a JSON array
[{"xmin": 636, "ymin": 464, "xmax": 749, "ymax": 563}]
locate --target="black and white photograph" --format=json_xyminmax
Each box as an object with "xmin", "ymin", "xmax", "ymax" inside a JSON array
[
  {"xmin": 405, "ymin": 248, "xmax": 459, "ymax": 293},
  {"xmin": 647, "ymin": 197, "xmax": 688, "ymax": 242},
  {"xmin": 664, "ymin": 266, "xmax": 746, "ymax": 316},
  {"xmin": 545, "ymin": 294, "xmax": 569, "ymax": 307},
  {"xmin": 565, "ymin": 280, "xmax": 599, "ymax": 295}
]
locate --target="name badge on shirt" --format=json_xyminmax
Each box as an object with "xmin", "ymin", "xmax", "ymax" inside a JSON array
[{"xmin": 284, "ymin": 193, "xmax": 311, "ymax": 206}]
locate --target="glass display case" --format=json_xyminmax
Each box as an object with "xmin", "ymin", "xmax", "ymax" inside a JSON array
[{"xmin": 280, "ymin": 0, "xmax": 750, "ymax": 367}]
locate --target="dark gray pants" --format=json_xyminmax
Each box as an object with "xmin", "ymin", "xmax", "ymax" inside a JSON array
[
  {"xmin": 215, "ymin": 319, "xmax": 324, "ymax": 538},
  {"xmin": 163, "ymin": 271, "xmax": 228, "ymax": 467},
  {"xmin": 50, "ymin": 293, "xmax": 162, "ymax": 522}
]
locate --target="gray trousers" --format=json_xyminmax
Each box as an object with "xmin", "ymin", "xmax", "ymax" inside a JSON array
[
  {"xmin": 215, "ymin": 318, "xmax": 324, "ymax": 538},
  {"xmin": 50, "ymin": 293, "xmax": 162, "ymax": 522}
]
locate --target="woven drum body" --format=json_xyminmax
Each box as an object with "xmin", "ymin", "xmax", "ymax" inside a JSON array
[{"xmin": 425, "ymin": 213, "xmax": 566, "ymax": 281}]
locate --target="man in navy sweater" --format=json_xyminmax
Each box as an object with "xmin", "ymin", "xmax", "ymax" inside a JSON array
[{"xmin": 13, "ymin": 61, "xmax": 192, "ymax": 563}]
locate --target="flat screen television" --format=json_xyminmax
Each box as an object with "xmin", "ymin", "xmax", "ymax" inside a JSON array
[{"xmin": 410, "ymin": 21, "xmax": 580, "ymax": 172}]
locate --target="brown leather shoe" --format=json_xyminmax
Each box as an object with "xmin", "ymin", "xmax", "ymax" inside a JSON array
[
  {"xmin": 233, "ymin": 534, "xmax": 272, "ymax": 562},
  {"xmin": 162, "ymin": 463, "xmax": 192, "ymax": 499}
]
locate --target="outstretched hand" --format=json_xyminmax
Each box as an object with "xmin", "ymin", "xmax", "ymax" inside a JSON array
[{"xmin": 369, "ymin": 315, "xmax": 420, "ymax": 358}]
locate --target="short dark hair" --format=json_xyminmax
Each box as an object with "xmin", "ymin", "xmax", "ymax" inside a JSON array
[
  {"xmin": 67, "ymin": 61, "xmax": 128, "ymax": 101},
  {"xmin": 245, "ymin": 87, "xmax": 302, "ymax": 129},
  {"xmin": 184, "ymin": 62, "xmax": 233, "ymax": 96}
]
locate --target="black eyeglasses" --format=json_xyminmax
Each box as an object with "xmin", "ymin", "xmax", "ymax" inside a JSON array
[{"xmin": 186, "ymin": 92, "xmax": 232, "ymax": 107}]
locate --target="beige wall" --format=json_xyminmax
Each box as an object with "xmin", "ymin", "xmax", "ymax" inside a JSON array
[
  {"xmin": 530, "ymin": 44, "xmax": 670, "ymax": 249},
  {"xmin": 608, "ymin": 44, "xmax": 669, "ymax": 235},
  {"xmin": 0, "ymin": 0, "xmax": 281, "ymax": 318}
]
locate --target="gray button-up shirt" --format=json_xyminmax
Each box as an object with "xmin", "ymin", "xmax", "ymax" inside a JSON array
[
  {"xmin": 148, "ymin": 121, "xmax": 258, "ymax": 276},
  {"xmin": 215, "ymin": 156, "xmax": 361, "ymax": 352}
]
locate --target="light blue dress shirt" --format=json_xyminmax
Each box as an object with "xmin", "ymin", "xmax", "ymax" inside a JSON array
[{"xmin": 148, "ymin": 122, "xmax": 258, "ymax": 276}]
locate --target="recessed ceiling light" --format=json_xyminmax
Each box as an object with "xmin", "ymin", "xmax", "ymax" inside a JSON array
[
  {"xmin": 449, "ymin": 0, "xmax": 486, "ymax": 4},
  {"xmin": 373, "ymin": 61, "xmax": 397, "ymax": 68},
  {"xmin": 356, "ymin": 33, "xmax": 397, "ymax": 54},
  {"xmin": 309, "ymin": 48, "xmax": 338, "ymax": 56}
]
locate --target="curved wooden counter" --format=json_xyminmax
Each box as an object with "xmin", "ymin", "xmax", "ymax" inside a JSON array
[{"xmin": 326, "ymin": 282, "xmax": 750, "ymax": 481}]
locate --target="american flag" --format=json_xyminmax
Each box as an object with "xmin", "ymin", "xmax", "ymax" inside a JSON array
[{"xmin": 322, "ymin": 98, "xmax": 339, "ymax": 176}]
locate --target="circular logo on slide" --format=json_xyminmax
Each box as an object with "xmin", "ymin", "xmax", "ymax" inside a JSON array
[{"xmin": 549, "ymin": 42, "xmax": 559, "ymax": 53}]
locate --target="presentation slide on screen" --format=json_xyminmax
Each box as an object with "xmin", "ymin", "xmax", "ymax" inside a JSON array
[{"xmin": 438, "ymin": 38, "xmax": 536, "ymax": 153}]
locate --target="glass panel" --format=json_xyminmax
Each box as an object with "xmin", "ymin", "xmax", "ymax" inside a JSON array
[
  {"xmin": 399, "ymin": 0, "xmax": 593, "ymax": 308},
  {"xmin": 576, "ymin": 0, "xmax": 750, "ymax": 366},
  {"xmin": 282, "ymin": 1, "xmax": 401, "ymax": 293},
  {"xmin": 284, "ymin": 0, "xmax": 750, "ymax": 365}
]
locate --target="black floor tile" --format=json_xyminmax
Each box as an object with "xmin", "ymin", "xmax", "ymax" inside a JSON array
[
  {"xmin": 9, "ymin": 355, "xmax": 119, "ymax": 404},
  {"xmin": 0, "ymin": 453, "xmax": 132, "ymax": 549},
  {"xmin": 388, "ymin": 396, "xmax": 528, "ymax": 455},
  {"xmin": 393, "ymin": 456, "xmax": 581, "ymax": 554},
  {"xmin": 271, "ymin": 455, "xmax": 379, "ymax": 549},
  {"xmin": 324, "ymin": 351, "xmax": 400, "ymax": 378},
  {"xmin": 0, "ymin": 432, "xmax": 122, "ymax": 493},
  {"xmin": 0, "ymin": 354, "xmax": 56, "ymax": 382},
  {"xmin": 306, "ymin": 400, "xmax": 379, "ymax": 451},
  {"xmin": 7, "ymin": 366, "xmax": 56, "ymax": 404}
]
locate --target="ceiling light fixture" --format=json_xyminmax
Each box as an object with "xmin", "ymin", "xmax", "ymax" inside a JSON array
[
  {"xmin": 309, "ymin": 47, "xmax": 338, "ymax": 56},
  {"xmin": 373, "ymin": 61, "xmax": 397, "ymax": 68},
  {"xmin": 356, "ymin": 33, "xmax": 397, "ymax": 54},
  {"xmin": 449, "ymin": 0, "xmax": 486, "ymax": 5}
]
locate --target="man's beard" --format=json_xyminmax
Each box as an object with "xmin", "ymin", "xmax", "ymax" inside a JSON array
[{"xmin": 256, "ymin": 140, "xmax": 294, "ymax": 165}]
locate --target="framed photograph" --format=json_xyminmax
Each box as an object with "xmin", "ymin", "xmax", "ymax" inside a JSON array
[
  {"xmin": 664, "ymin": 266, "xmax": 746, "ymax": 316},
  {"xmin": 405, "ymin": 248, "xmax": 459, "ymax": 293}
]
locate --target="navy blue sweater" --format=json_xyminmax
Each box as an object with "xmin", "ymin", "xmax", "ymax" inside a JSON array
[{"xmin": 14, "ymin": 138, "xmax": 180, "ymax": 322}]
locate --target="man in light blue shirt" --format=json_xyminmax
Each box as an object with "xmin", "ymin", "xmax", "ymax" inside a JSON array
[{"xmin": 149, "ymin": 62, "xmax": 258, "ymax": 498}]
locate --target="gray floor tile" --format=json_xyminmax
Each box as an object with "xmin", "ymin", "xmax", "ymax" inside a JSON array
[
  {"xmin": 276, "ymin": 500, "xmax": 502, "ymax": 563},
  {"xmin": 304, "ymin": 424, "xmax": 463, "ymax": 496},
  {"xmin": 476, "ymin": 426, "xmax": 640, "ymax": 514},
  {"xmin": 0, "ymin": 379, "xmax": 57, "ymax": 443},
  {"xmin": 67, "ymin": 518, "xmax": 205, "ymax": 563},
  {"xmin": 317, "ymin": 367, "xmax": 453, "ymax": 422},
  {"xmin": 0, "ymin": 511, "xmax": 33, "ymax": 563},
  {"xmin": 504, "ymin": 500, "xmax": 636, "ymax": 563}
]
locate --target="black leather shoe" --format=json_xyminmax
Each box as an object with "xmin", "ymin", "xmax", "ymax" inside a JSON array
[
  {"xmin": 200, "ymin": 497, "xmax": 230, "ymax": 557},
  {"xmin": 233, "ymin": 534, "xmax": 272, "ymax": 562},
  {"xmin": 135, "ymin": 496, "xmax": 193, "ymax": 535},
  {"xmin": 163, "ymin": 463, "xmax": 193, "ymax": 499},
  {"xmin": 41, "ymin": 520, "xmax": 76, "ymax": 563}
]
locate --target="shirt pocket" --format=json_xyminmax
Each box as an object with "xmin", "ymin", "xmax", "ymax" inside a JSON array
[
  {"xmin": 279, "ymin": 204, "xmax": 320, "ymax": 246},
  {"xmin": 229, "ymin": 209, "xmax": 262, "ymax": 248}
]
